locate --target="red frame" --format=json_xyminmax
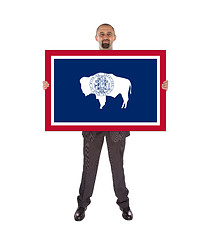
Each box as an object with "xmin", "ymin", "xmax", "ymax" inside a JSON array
[{"xmin": 45, "ymin": 50, "xmax": 166, "ymax": 131}]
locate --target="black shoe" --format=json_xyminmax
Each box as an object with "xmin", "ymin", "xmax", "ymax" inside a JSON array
[
  {"xmin": 121, "ymin": 207, "xmax": 133, "ymax": 220},
  {"xmin": 74, "ymin": 207, "xmax": 86, "ymax": 221}
]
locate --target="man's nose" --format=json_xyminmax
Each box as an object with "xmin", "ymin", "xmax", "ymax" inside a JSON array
[{"xmin": 103, "ymin": 34, "xmax": 109, "ymax": 39}]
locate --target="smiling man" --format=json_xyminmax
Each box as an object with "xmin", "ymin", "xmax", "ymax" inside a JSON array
[
  {"xmin": 74, "ymin": 24, "xmax": 133, "ymax": 222},
  {"xmin": 43, "ymin": 23, "xmax": 168, "ymax": 222}
]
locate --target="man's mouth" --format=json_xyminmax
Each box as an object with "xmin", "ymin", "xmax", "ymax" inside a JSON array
[
  {"xmin": 102, "ymin": 43, "xmax": 110, "ymax": 48},
  {"xmin": 102, "ymin": 39, "xmax": 110, "ymax": 48}
]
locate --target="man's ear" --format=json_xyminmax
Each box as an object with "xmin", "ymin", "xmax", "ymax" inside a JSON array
[
  {"xmin": 95, "ymin": 35, "xmax": 98, "ymax": 41},
  {"xmin": 114, "ymin": 35, "xmax": 116, "ymax": 41}
]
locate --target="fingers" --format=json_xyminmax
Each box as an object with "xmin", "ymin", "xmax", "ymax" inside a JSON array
[
  {"xmin": 162, "ymin": 80, "xmax": 168, "ymax": 91},
  {"xmin": 43, "ymin": 81, "xmax": 49, "ymax": 90}
]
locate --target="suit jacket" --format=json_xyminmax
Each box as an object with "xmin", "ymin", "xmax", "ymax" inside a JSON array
[{"xmin": 82, "ymin": 131, "xmax": 130, "ymax": 142}]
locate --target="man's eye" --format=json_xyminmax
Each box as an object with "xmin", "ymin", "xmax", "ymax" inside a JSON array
[{"xmin": 100, "ymin": 34, "xmax": 104, "ymax": 37}]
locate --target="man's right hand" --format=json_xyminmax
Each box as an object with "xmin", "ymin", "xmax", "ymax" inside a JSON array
[{"xmin": 43, "ymin": 81, "xmax": 49, "ymax": 90}]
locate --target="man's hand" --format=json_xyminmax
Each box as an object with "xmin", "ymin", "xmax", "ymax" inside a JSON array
[
  {"xmin": 162, "ymin": 80, "xmax": 168, "ymax": 91},
  {"xmin": 43, "ymin": 81, "xmax": 49, "ymax": 90}
]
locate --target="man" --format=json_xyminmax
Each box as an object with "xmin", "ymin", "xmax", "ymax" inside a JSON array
[{"xmin": 43, "ymin": 23, "xmax": 168, "ymax": 221}]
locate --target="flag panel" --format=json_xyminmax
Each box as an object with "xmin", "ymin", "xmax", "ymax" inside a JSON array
[{"xmin": 45, "ymin": 50, "xmax": 166, "ymax": 131}]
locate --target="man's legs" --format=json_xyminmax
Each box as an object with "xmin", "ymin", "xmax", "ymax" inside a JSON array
[
  {"xmin": 77, "ymin": 132, "xmax": 105, "ymax": 208},
  {"xmin": 105, "ymin": 133, "xmax": 130, "ymax": 209}
]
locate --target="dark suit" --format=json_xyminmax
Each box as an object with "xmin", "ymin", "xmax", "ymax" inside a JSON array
[{"xmin": 77, "ymin": 131, "xmax": 130, "ymax": 209}]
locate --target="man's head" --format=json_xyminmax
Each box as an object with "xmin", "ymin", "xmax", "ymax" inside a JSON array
[{"xmin": 95, "ymin": 23, "xmax": 116, "ymax": 50}]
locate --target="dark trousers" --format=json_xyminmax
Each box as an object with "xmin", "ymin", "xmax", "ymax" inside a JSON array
[{"xmin": 77, "ymin": 131, "xmax": 129, "ymax": 209}]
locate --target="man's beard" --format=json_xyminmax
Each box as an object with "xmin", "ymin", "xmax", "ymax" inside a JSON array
[{"xmin": 101, "ymin": 40, "xmax": 110, "ymax": 49}]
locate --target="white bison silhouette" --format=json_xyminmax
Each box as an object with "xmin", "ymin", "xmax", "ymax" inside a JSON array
[{"xmin": 80, "ymin": 73, "xmax": 132, "ymax": 109}]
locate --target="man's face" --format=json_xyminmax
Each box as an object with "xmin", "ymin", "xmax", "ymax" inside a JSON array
[{"xmin": 95, "ymin": 25, "xmax": 116, "ymax": 50}]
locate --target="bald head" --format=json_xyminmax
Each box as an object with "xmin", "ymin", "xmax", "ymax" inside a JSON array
[{"xmin": 96, "ymin": 23, "xmax": 115, "ymax": 36}]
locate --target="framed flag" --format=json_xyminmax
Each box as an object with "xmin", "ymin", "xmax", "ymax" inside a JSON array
[{"xmin": 45, "ymin": 50, "xmax": 166, "ymax": 131}]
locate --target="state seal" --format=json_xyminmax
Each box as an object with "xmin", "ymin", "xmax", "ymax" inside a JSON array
[{"xmin": 89, "ymin": 73, "xmax": 114, "ymax": 96}]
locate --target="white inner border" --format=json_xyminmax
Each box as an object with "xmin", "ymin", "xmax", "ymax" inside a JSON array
[{"xmin": 51, "ymin": 56, "xmax": 160, "ymax": 126}]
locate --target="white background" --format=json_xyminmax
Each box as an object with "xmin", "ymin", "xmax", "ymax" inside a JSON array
[{"xmin": 0, "ymin": 0, "xmax": 211, "ymax": 239}]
